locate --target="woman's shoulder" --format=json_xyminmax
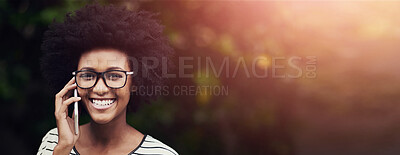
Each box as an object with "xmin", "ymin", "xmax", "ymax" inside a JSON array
[
  {"xmin": 37, "ymin": 128, "xmax": 78, "ymax": 155},
  {"xmin": 37, "ymin": 128, "xmax": 58, "ymax": 154},
  {"xmin": 40, "ymin": 128, "xmax": 59, "ymax": 145},
  {"xmin": 43, "ymin": 127, "xmax": 59, "ymax": 138},
  {"xmin": 130, "ymin": 135, "xmax": 179, "ymax": 155}
]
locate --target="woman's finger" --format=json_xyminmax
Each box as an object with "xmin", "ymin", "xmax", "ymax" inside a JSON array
[
  {"xmin": 57, "ymin": 83, "xmax": 77, "ymax": 100},
  {"xmin": 55, "ymin": 96, "xmax": 80, "ymax": 118},
  {"xmin": 56, "ymin": 77, "xmax": 75, "ymax": 103},
  {"xmin": 60, "ymin": 97, "xmax": 81, "ymax": 116},
  {"xmin": 55, "ymin": 83, "xmax": 77, "ymax": 110},
  {"xmin": 64, "ymin": 77, "xmax": 76, "ymax": 88}
]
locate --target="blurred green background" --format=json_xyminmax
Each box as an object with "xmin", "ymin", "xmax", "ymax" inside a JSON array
[{"xmin": 1, "ymin": 0, "xmax": 400, "ymax": 154}]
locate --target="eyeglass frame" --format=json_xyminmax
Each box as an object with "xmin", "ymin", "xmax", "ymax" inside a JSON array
[{"xmin": 72, "ymin": 70, "xmax": 134, "ymax": 89}]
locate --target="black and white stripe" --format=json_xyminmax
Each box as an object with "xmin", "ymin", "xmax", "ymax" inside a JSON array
[
  {"xmin": 130, "ymin": 135, "xmax": 178, "ymax": 155},
  {"xmin": 37, "ymin": 128, "xmax": 178, "ymax": 155}
]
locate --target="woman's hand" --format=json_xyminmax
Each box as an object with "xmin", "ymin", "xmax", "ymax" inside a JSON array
[{"xmin": 53, "ymin": 77, "xmax": 81, "ymax": 154}]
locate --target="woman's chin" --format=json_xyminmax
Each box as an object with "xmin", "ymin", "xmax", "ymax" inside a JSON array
[{"xmin": 90, "ymin": 113, "xmax": 114, "ymax": 124}]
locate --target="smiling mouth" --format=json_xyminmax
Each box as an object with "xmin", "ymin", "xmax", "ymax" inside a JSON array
[{"xmin": 90, "ymin": 98, "xmax": 116, "ymax": 110}]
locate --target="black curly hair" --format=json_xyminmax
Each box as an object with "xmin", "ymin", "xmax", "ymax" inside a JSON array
[{"xmin": 40, "ymin": 3, "xmax": 174, "ymax": 111}]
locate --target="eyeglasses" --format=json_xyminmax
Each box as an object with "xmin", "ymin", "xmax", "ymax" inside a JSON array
[{"xmin": 72, "ymin": 70, "xmax": 134, "ymax": 89}]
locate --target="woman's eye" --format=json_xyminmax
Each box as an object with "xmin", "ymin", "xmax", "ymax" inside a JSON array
[
  {"xmin": 80, "ymin": 73, "xmax": 95, "ymax": 80},
  {"xmin": 107, "ymin": 73, "xmax": 123, "ymax": 81}
]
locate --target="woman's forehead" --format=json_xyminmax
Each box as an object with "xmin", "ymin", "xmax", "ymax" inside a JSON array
[{"xmin": 78, "ymin": 49, "xmax": 129, "ymax": 70}]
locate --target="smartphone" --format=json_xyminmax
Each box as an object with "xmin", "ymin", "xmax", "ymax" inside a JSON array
[{"xmin": 73, "ymin": 88, "xmax": 79, "ymax": 135}]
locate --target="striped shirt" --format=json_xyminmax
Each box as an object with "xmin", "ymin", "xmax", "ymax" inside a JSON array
[{"xmin": 37, "ymin": 128, "xmax": 178, "ymax": 155}]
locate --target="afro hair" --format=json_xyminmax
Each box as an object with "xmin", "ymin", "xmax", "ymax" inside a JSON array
[{"xmin": 40, "ymin": 3, "xmax": 174, "ymax": 110}]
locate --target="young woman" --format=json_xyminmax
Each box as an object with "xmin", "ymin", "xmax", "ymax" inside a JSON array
[{"xmin": 37, "ymin": 4, "xmax": 177, "ymax": 155}]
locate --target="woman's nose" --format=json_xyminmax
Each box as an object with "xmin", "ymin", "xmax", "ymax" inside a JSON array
[{"xmin": 93, "ymin": 78, "xmax": 109, "ymax": 95}]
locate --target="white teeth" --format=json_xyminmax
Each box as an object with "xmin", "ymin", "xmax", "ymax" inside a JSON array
[{"xmin": 92, "ymin": 99, "xmax": 115, "ymax": 106}]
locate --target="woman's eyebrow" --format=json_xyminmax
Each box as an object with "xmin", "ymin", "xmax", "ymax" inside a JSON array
[
  {"xmin": 107, "ymin": 67, "xmax": 123, "ymax": 70},
  {"xmin": 79, "ymin": 67, "xmax": 124, "ymax": 71},
  {"xmin": 80, "ymin": 67, "xmax": 95, "ymax": 71}
]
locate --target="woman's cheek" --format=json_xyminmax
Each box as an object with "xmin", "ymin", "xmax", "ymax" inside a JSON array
[
  {"xmin": 78, "ymin": 90, "xmax": 89, "ymax": 104},
  {"xmin": 115, "ymin": 90, "xmax": 128, "ymax": 105}
]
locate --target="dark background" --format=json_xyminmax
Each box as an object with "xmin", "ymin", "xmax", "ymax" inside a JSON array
[{"xmin": 1, "ymin": 0, "xmax": 400, "ymax": 154}]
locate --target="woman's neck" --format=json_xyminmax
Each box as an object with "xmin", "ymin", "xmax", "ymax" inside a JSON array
[{"xmin": 87, "ymin": 111, "xmax": 132, "ymax": 146}]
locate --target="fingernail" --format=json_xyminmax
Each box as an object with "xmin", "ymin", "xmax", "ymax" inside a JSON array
[{"xmin": 77, "ymin": 97, "xmax": 81, "ymax": 100}]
